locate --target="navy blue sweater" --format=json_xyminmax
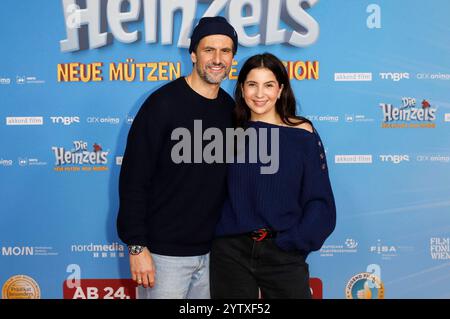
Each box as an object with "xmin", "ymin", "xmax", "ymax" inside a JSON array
[{"xmin": 215, "ymin": 121, "xmax": 336, "ymax": 256}]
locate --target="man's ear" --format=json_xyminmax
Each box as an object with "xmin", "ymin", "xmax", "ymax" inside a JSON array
[{"xmin": 191, "ymin": 51, "xmax": 197, "ymax": 64}]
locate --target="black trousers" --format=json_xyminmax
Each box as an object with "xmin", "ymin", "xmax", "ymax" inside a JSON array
[{"xmin": 210, "ymin": 234, "xmax": 312, "ymax": 299}]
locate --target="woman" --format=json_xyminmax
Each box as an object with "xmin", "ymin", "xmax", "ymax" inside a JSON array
[{"xmin": 210, "ymin": 53, "xmax": 336, "ymax": 299}]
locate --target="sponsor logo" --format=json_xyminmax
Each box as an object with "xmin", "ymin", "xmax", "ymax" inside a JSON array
[
  {"xmin": 380, "ymin": 97, "xmax": 437, "ymax": 128},
  {"xmin": 52, "ymin": 141, "xmax": 109, "ymax": 172},
  {"xmin": 366, "ymin": 4, "xmax": 381, "ymax": 29},
  {"xmin": 345, "ymin": 238, "xmax": 358, "ymax": 249},
  {"xmin": 17, "ymin": 157, "xmax": 47, "ymax": 167},
  {"xmin": 70, "ymin": 242, "xmax": 125, "ymax": 258},
  {"xmin": 416, "ymin": 155, "xmax": 450, "ymax": 163},
  {"xmin": 18, "ymin": 158, "xmax": 28, "ymax": 166},
  {"xmin": 16, "ymin": 75, "xmax": 45, "ymax": 85},
  {"xmin": 0, "ymin": 158, "xmax": 13, "ymax": 166},
  {"xmin": 417, "ymin": 73, "xmax": 450, "ymax": 80},
  {"xmin": 2, "ymin": 275, "xmax": 41, "ymax": 299},
  {"xmin": 379, "ymin": 154, "xmax": 410, "ymax": 164},
  {"xmin": 320, "ymin": 238, "xmax": 358, "ymax": 257},
  {"xmin": 1, "ymin": 246, "xmax": 58, "ymax": 257},
  {"xmin": 430, "ymin": 238, "xmax": 450, "ymax": 260},
  {"xmin": 345, "ymin": 114, "xmax": 354, "ymax": 122},
  {"xmin": 335, "ymin": 155, "xmax": 373, "ymax": 164},
  {"xmin": 369, "ymin": 239, "xmax": 414, "ymax": 260},
  {"xmin": 306, "ymin": 115, "xmax": 339, "ymax": 123},
  {"xmin": 334, "ymin": 73, "xmax": 372, "ymax": 82},
  {"xmin": 115, "ymin": 156, "xmax": 123, "ymax": 166},
  {"xmin": 369, "ymin": 240, "xmax": 397, "ymax": 259},
  {"xmin": 379, "ymin": 72, "xmax": 410, "ymax": 81},
  {"xmin": 345, "ymin": 271, "xmax": 384, "ymax": 299},
  {"xmin": 0, "ymin": 77, "xmax": 11, "ymax": 85},
  {"xmin": 87, "ymin": 117, "xmax": 120, "ymax": 125},
  {"xmin": 6, "ymin": 117, "xmax": 43, "ymax": 126},
  {"xmin": 16, "ymin": 76, "xmax": 26, "ymax": 84},
  {"xmin": 345, "ymin": 114, "xmax": 375, "ymax": 123},
  {"xmin": 50, "ymin": 116, "xmax": 80, "ymax": 125}
]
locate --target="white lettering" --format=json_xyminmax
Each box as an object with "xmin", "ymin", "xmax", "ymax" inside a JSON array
[{"xmin": 60, "ymin": 0, "xmax": 320, "ymax": 52}]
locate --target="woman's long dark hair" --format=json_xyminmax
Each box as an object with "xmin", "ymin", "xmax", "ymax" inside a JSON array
[{"xmin": 234, "ymin": 53, "xmax": 311, "ymax": 128}]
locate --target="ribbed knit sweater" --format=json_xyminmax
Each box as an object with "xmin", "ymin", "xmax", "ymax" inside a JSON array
[
  {"xmin": 215, "ymin": 121, "xmax": 336, "ymax": 256},
  {"xmin": 117, "ymin": 77, "xmax": 234, "ymax": 256}
]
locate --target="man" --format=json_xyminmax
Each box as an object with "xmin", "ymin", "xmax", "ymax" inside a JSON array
[{"xmin": 117, "ymin": 16, "xmax": 238, "ymax": 299}]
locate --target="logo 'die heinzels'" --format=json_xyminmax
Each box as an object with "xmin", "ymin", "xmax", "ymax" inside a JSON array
[
  {"xmin": 52, "ymin": 140, "xmax": 109, "ymax": 171},
  {"xmin": 380, "ymin": 97, "xmax": 437, "ymax": 128}
]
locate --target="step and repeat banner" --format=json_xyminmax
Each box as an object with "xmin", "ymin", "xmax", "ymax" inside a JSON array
[{"xmin": 1, "ymin": 0, "xmax": 450, "ymax": 299}]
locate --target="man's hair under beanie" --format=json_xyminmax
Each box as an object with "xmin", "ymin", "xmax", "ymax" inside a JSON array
[{"xmin": 188, "ymin": 16, "xmax": 238, "ymax": 54}]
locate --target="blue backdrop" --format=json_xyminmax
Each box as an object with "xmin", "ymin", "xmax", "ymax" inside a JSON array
[{"xmin": 1, "ymin": 0, "xmax": 450, "ymax": 299}]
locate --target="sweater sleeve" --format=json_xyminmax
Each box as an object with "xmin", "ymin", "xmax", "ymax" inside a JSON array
[
  {"xmin": 275, "ymin": 130, "xmax": 336, "ymax": 254},
  {"xmin": 116, "ymin": 94, "xmax": 167, "ymax": 246}
]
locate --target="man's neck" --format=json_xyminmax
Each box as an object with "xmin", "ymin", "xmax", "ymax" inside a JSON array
[{"xmin": 185, "ymin": 73, "xmax": 220, "ymax": 99}]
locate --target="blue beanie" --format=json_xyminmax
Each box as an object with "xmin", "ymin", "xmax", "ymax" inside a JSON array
[{"xmin": 189, "ymin": 16, "xmax": 238, "ymax": 54}]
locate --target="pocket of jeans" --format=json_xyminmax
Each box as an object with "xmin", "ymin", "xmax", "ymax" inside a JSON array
[
  {"xmin": 212, "ymin": 236, "xmax": 246, "ymax": 257},
  {"xmin": 261, "ymin": 239, "xmax": 306, "ymax": 266}
]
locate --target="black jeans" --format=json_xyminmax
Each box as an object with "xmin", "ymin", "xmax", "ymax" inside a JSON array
[{"xmin": 210, "ymin": 234, "xmax": 311, "ymax": 299}]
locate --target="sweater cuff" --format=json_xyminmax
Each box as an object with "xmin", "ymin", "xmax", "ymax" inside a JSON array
[{"xmin": 123, "ymin": 236, "xmax": 148, "ymax": 247}]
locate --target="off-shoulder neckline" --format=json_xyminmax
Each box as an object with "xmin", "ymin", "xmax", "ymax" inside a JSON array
[{"xmin": 248, "ymin": 120, "xmax": 315, "ymax": 135}]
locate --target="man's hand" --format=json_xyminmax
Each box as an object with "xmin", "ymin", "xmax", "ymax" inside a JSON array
[{"xmin": 130, "ymin": 247, "xmax": 155, "ymax": 288}]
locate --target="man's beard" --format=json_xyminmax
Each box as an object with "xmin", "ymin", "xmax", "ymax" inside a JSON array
[{"xmin": 196, "ymin": 62, "xmax": 229, "ymax": 84}]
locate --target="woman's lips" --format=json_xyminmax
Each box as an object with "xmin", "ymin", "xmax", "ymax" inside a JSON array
[{"xmin": 252, "ymin": 100, "xmax": 267, "ymax": 106}]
